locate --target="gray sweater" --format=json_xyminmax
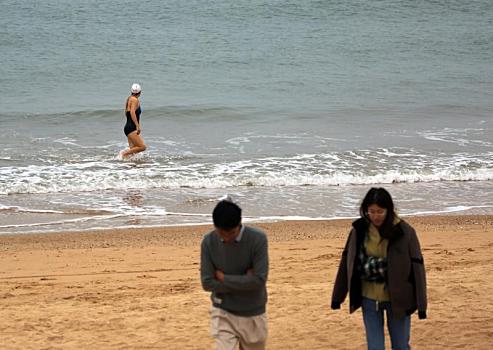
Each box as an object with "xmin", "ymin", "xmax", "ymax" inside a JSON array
[{"xmin": 200, "ymin": 226, "xmax": 269, "ymax": 316}]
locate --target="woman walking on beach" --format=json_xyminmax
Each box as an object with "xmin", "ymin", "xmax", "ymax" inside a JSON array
[
  {"xmin": 122, "ymin": 83, "xmax": 146, "ymax": 157},
  {"xmin": 331, "ymin": 187, "xmax": 427, "ymax": 350}
]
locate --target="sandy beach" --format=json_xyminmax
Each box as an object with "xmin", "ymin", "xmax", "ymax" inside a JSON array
[{"xmin": 0, "ymin": 215, "xmax": 492, "ymax": 349}]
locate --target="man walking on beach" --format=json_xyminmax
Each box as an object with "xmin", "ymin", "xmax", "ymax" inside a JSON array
[{"xmin": 200, "ymin": 199, "xmax": 269, "ymax": 350}]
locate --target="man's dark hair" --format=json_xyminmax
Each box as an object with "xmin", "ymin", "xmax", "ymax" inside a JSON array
[
  {"xmin": 360, "ymin": 187, "xmax": 395, "ymax": 238},
  {"xmin": 212, "ymin": 200, "xmax": 242, "ymax": 229}
]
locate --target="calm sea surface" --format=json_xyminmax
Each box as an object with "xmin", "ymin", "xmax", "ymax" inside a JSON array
[{"xmin": 1, "ymin": 0, "xmax": 492, "ymax": 233}]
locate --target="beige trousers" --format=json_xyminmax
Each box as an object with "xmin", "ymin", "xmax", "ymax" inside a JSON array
[{"xmin": 210, "ymin": 306, "xmax": 268, "ymax": 350}]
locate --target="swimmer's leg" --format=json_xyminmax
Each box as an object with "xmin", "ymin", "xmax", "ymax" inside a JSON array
[{"xmin": 122, "ymin": 132, "xmax": 147, "ymax": 157}]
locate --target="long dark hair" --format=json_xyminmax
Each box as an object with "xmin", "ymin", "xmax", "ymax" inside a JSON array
[{"xmin": 360, "ymin": 187, "xmax": 396, "ymax": 238}]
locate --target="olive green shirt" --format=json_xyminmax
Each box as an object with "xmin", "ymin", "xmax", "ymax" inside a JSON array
[{"xmin": 361, "ymin": 223, "xmax": 390, "ymax": 302}]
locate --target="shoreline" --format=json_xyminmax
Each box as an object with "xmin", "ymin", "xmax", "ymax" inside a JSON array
[
  {"xmin": 1, "ymin": 212, "xmax": 491, "ymax": 239},
  {"xmin": 2, "ymin": 181, "xmax": 492, "ymax": 236},
  {"xmin": 1, "ymin": 214, "xmax": 492, "ymax": 349},
  {"xmin": 0, "ymin": 214, "xmax": 491, "ymax": 248}
]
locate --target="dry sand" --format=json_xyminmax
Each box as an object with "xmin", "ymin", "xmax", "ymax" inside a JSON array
[{"xmin": 0, "ymin": 215, "xmax": 492, "ymax": 349}]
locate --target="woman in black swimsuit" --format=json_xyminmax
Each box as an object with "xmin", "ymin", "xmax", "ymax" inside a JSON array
[{"xmin": 122, "ymin": 83, "xmax": 147, "ymax": 158}]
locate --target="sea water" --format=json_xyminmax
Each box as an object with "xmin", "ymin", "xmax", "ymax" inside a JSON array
[{"xmin": 1, "ymin": 0, "xmax": 492, "ymax": 233}]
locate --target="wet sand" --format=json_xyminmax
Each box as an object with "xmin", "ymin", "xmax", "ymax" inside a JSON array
[{"xmin": 0, "ymin": 215, "xmax": 492, "ymax": 349}]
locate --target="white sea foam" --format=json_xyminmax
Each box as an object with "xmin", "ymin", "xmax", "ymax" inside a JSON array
[
  {"xmin": 4, "ymin": 204, "xmax": 490, "ymax": 234},
  {"xmin": 418, "ymin": 128, "xmax": 493, "ymax": 148},
  {"xmin": 402, "ymin": 205, "xmax": 493, "ymax": 216},
  {"xmin": 53, "ymin": 137, "xmax": 79, "ymax": 146},
  {"xmin": 0, "ymin": 204, "xmax": 117, "ymax": 216},
  {"xmin": 1, "ymin": 150, "xmax": 492, "ymax": 194},
  {"xmin": 0, "ymin": 205, "xmax": 65, "ymax": 214}
]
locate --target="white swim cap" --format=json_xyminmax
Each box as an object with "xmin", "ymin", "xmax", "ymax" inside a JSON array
[{"xmin": 131, "ymin": 83, "xmax": 142, "ymax": 94}]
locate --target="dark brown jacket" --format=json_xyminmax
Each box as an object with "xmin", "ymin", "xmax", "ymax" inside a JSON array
[{"xmin": 331, "ymin": 218, "xmax": 427, "ymax": 319}]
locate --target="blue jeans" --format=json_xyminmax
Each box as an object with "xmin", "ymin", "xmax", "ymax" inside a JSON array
[{"xmin": 362, "ymin": 297, "xmax": 411, "ymax": 350}]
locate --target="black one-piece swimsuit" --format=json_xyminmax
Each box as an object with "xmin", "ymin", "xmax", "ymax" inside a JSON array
[{"xmin": 124, "ymin": 106, "xmax": 141, "ymax": 136}]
